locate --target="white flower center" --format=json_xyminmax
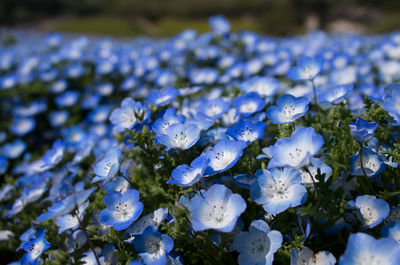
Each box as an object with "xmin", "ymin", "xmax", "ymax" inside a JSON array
[
  {"xmin": 173, "ymin": 131, "xmax": 189, "ymax": 147},
  {"xmin": 210, "ymin": 151, "xmax": 236, "ymax": 171},
  {"xmin": 364, "ymin": 158, "xmax": 378, "ymax": 172},
  {"xmin": 121, "ymin": 109, "xmax": 136, "ymax": 125},
  {"xmin": 161, "ymin": 121, "xmax": 172, "ymax": 134},
  {"xmin": 249, "ymin": 235, "xmax": 270, "ymax": 256},
  {"xmin": 205, "ymin": 103, "xmax": 223, "ymax": 117},
  {"xmin": 267, "ymin": 179, "xmax": 290, "ymax": 200},
  {"xmin": 283, "ymin": 105, "xmax": 296, "ymax": 119},
  {"xmin": 202, "ymin": 202, "xmax": 231, "ymax": 227},
  {"xmin": 240, "ymin": 101, "xmax": 258, "ymax": 114},
  {"xmin": 17, "ymin": 120, "xmax": 31, "ymax": 132},
  {"xmin": 356, "ymin": 252, "xmax": 389, "ymax": 265},
  {"xmin": 70, "ymin": 132, "xmax": 82, "ymax": 142},
  {"xmin": 104, "ymin": 161, "xmax": 113, "ymax": 172},
  {"xmin": 392, "ymin": 231, "xmax": 400, "ymax": 243},
  {"xmin": 180, "ymin": 165, "xmax": 199, "ymax": 184},
  {"xmin": 27, "ymin": 241, "xmax": 44, "ymax": 259},
  {"xmin": 240, "ymin": 126, "xmax": 256, "ymax": 142},
  {"xmin": 287, "ymin": 147, "xmax": 304, "ymax": 165},
  {"xmin": 143, "ymin": 237, "xmax": 165, "ymax": 260},
  {"xmin": 359, "ymin": 205, "xmax": 378, "ymax": 226},
  {"xmin": 114, "ymin": 202, "xmax": 134, "ymax": 221},
  {"xmin": 302, "ymin": 65, "xmax": 317, "ymax": 79}
]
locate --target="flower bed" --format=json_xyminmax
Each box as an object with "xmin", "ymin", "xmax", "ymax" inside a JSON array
[{"xmin": 1, "ymin": 15, "xmax": 400, "ymax": 265}]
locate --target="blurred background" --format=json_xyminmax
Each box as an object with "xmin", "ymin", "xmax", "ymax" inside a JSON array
[{"xmin": 1, "ymin": 0, "xmax": 400, "ymax": 38}]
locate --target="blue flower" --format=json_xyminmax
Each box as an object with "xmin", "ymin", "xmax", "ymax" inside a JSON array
[
  {"xmin": 154, "ymin": 70, "xmax": 177, "ymax": 87},
  {"xmin": 152, "ymin": 108, "xmax": 185, "ymax": 136},
  {"xmin": 79, "ymin": 251, "xmax": 105, "ymax": 265},
  {"xmin": 72, "ymin": 137, "xmax": 95, "ymax": 165},
  {"xmin": 287, "ymin": 56, "xmax": 324, "ymax": 81},
  {"xmin": 185, "ymin": 116, "xmax": 213, "ymax": 131},
  {"xmin": 88, "ymin": 105, "xmax": 110, "ymax": 123},
  {"xmin": 348, "ymin": 195, "xmax": 389, "ymax": 229},
  {"xmin": 40, "ymin": 68, "xmax": 57, "ymax": 82},
  {"xmin": 55, "ymin": 201, "xmax": 89, "ymax": 234},
  {"xmin": 0, "ymin": 73, "xmax": 18, "ymax": 90},
  {"xmin": 81, "ymin": 94, "xmax": 101, "ymax": 109},
  {"xmin": 299, "ymin": 157, "xmax": 332, "ymax": 185},
  {"xmin": 126, "ymin": 208, "xmax": 169, "ymax": 238},
  {"xmin": 100, "ymin": 189, "xmax": 143, "ymax": 231},
  {"xmin": 49, "ymin": 110, "xmax": 69, "ymax": 127},
  {"xmin": 238, "ymin": 76, "xmax": 279, "ymax": 98},
  {"xmin": 291, "ymin": 247, "xmax": 336, "ymax": 265},
  {"xmin": 268, "ymin": 127, "xmax": 324, "ymax": 169},
  {"xmin": 146, "ymin": 86, "xmax": 179, "ymax": 107},
  {"xmin": 105, "ymin": 176, "xmax": 130, "ymax": 193},
  {"xmin": 266, "ymin": 94, "xmax": 310, "ymax": 124},
  {"xmin": 121, "ymin": 76, "xmax": 137, "ymax": 91},
  {"xmin": 55, "ymin": 90, "xmax": 79, "ymax": 108},
  {"xmin": 97, "ymin": 82, "xmax": 114, "ymax": 96},
  {"xmin": 156, "ymin": 123, "xmax": 200, "ymax": 150},
  {"xmin": 21, "ymin": 229, "xmax": 51, "ymax": 265},
  {"xmin": 37, "ymin": 188, "xmax": 95, "ymax": 222},
  {"xmin": 42, "ymin": 140, "xmax": 65, "ymax": 170},
  {"xmin": 330, "ymin": 52, "xmax": 350, "ymax": 69},
  {"xmin": 134, "ymin": 226, "xmax": 174, "ymax": 265},
  {"xmin": 96, "ymin": 59, "xmax": 114, "ymax": 75},
  {"xmin": 92, "ymin": 146, "xmax": 121, "ymax": 183},
  {"xmin": 232, "ymin": 92, "xmax": 266, "ymax": 117},
  {"xmin": 339, "ymin": 233, "xmax": 400, "ymax": 265},
  {"xmin": 189, "ymin": 68, "xmax": 219, "ymax": 85},
  {"xmin": 226, "ymin": 119, "xmax": 266, "ymax": 143},
  {"xmin": 209, "ymin": 15, "xmax": 230, "ymax": 34},
  {"xmin": 232, "ymin": 219, "xmax": 282, "ymax": 265},
  {"xmin": 382, "ymin": 222, "xmax": 400, "ymax": 243},
  {"xmin": 197, "ymin": 98, "xmax": 230, "ymax": 120},
  {"xmin": 202, "ymin": 139, "xmax": 247, "ymax": 175},
  {"xmin": 45, "ymin": 32, "xmax": 62, "ymax": 47},
  {"xmin": 10, "ymin": 117, "xmax": 36, "ymax": 136},
  {"xmin": 232, "ymin": 174, "xmax": 256, "ymax": 189},
  {"xmin": 349, "ymin": 118, "xmax": 378, "ymax": 143},
  {"xmin": 110, "ymin": 98, "xmax": 151, "ymax": 133},
  {"xmin": 0, "ymin": 184, "xmax": 13, "ymax": 202},
  {"xmin": 383, "ymin": 85, "xmax": 400, "ymax": 124},
  {"xmin": 349, "ymin": 147, "xmax": 386, "ymax": 177},
  {"xmin": 189, "ymin": 184, "xmax": 246, "ymax": 232},
  {"xmin": 319, "ymin": 84, "xmax": 352, "ymax": 104},
  {"xmin": 50, "ymin": 79, "xmax": 67, "ymax": 93},
  {"xmin": 250, "ymin": 168, "xmax": 307, "ymax": 214},
  {"xmin": 167, "ymin": 156, "xmax": 209, "ymax": 187},
  {"xmin": 9, "ymin": 182, "xmax": 47, "ymax": 217},
  {"xmin": 1, "ymin": 139, "xmax": 26, "ymax": 159},
  {"xmin": 62, "ymin": 125, "xmax": 87, "ymax": 151}
]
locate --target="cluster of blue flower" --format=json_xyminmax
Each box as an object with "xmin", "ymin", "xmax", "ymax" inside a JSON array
[{"xmin": 1, "ymin": 14, "xmax": 400, "ymax": 265}]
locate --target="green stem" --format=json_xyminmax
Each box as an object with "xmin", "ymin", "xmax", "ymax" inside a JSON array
[
  {"xmin": 359, "ymin": 144, "xmax": 369, "ymax": 179},
  {"xmin": 358, "ymin": 144, "xmax": 374, "ymax": 194},
  {"xmin": 311, "ymin": 79, "xmax": 318, "ymax": 106},
  {"xmin": 304, "ymin": 167, "xmax": 320, "ymax": 202},
  {"xmin": 74, "ymin": 210, "xmax": 102, "ymax": 265},
  {"xmin": 121, "ymin": 174, "xmax": 134, "ymax": 187},
  {"xmin": 193, "ymin": 232, "xmax": 223, "ymax": 264}
]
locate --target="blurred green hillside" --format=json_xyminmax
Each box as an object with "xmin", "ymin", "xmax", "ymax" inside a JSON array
[{"xmin": 1, "ymin": 0, "xmax": 400, "ymax": 36}]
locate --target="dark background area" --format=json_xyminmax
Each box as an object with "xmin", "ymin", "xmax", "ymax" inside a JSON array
[{"xmin": 1, "ymin": 0, "xmax": 400, "ymax": 37}]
